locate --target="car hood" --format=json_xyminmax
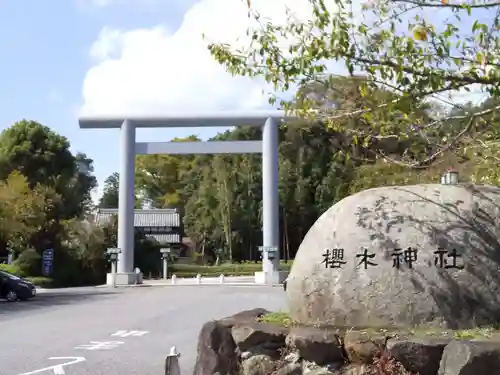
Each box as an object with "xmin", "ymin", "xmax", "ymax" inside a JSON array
[{"xmin": 10, "ymin": 278, "xmax": 34, "ymax": 288}]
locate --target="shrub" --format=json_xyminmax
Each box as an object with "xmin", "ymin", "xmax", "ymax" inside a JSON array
[
  {"xmin": 14, "ymin": 249, "xmax": 40, "ymax": 277},
  {"xmin": 0, "ymin": 265, "xmax": 54, "ymax": 288},
  {"xmin": 133, "ymin": 237, "xmax": 163, "ymax": 278},
  {"xmin": 367, "ymin": 352, "xmax": 418, "ymax": 375},
  {"xmin": 26, "ymin": 276, "xmax": 55, "ymax": 288},
  {"xmin": 0, "ymin": 263, "xmax": 22, "ymax": 275},
  {"xmin": 170, "ymin": 261, "xmax": 292, "ymax": 278}
]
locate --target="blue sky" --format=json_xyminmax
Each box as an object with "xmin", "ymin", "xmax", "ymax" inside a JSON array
[
  {"xmin": 0, "ymin": 0, "xmax": 267, "ymax": 201},
  {"xmin": 0, "ymin": 0, "xmax": 200, "ymax": 199},
  {"xmin": 0, "ymin": 0, "xmax": 489, "ymax": 202}
]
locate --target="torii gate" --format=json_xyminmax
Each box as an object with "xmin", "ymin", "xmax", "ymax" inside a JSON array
[{"xmin": 78, "ymin": 111, "xmax": 292, "ymax": 285}]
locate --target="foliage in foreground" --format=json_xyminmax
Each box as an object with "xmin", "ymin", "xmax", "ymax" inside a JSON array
[
  {"xmin": 368, "ymin": 353, "xmax": 417, "ymax": 375},
  {"xmin": 208, "ymin": 0, "xmax": 500, "ymax": 172}
]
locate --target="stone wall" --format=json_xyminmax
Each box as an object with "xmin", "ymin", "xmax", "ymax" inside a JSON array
[{"xmin": 190, "ymin": 309, "xmax": 500, "ymax": 375}]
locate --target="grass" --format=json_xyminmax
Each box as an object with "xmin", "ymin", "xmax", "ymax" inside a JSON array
[
  {"xmin": 257, "ymin": 312, "xmax": 296, "ymax": 327},
  {"xmin": 171, "ymin": 260, "xmax": 292, "ymax": 277},
  {"xmin": 256, "ymin": 312, "xmax": 500, "ymax": 340}
]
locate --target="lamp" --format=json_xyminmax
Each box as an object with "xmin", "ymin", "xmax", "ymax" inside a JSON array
[
  {"xmin": 441, "ymin": 169, "xmax": 459, "ymax": 185},
  {"xmin": 106, "ymin": 247, "xmax": 121, "ymax": 261},
  {"xmin": 160, "ymin": 248, "xmax": 171, "ymax": 280},
  {"xmin": 160, "ymin": 247, "xmax": 171, "ymax": 259},
  {"xmin": 106, "ymin": 248, "xmax": 121, "ymax": 288}
]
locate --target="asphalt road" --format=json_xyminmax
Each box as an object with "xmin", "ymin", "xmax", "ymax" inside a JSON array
[{"xmin": 0, "ymin": 285, "xmax": 287, "ymax": 375}]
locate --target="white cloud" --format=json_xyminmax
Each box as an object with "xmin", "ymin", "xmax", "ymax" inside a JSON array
[
  {"xmin": 80, "ymin": 0, "xmax": 317, "ymax": 116},
  {"xmin": 80, "ymin": 0, "xmax": 487, "ymax": 118}
]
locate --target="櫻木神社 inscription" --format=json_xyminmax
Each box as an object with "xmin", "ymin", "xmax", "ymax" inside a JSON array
[{"xmin": 321, "ymin": 247, "xmax": 464, "ymax": 270}]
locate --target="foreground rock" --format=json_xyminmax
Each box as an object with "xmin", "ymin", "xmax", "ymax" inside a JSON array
[
  {"xmin": 287, "ymin": 183, "xmax": 500, "ymax": 329},
  {"xmin": 190, "ymin": 309, "xmax": 500, "ymax": 375},
  {"xmin": 192, "ymin": 308, "xmax": 268, "ymax": 375},
  {"xmin": 438, "ymin": 340, "xmax": 500, "ymax": 375},
  {"xmin": 387, "ymin": 337, "xmax": 448, "ymax": 375}
]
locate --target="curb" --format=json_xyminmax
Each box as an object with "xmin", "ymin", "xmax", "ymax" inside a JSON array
[
  {"xmin": 95, "ymin": 284, "xmax": 153, "ymax": 288},
  {"xmin": 95, "ymin": 283, "xmax": 284, "ymax": 288}
]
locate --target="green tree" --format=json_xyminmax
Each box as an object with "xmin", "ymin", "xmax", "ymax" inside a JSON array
[
  {"xmin": 0, "ymin": 172, "xmax": 56, "ymax": 254},
  {"xmin": 99, "ymin": 173, "xmax": 120, "ymax": 208},
  {"xmin": 69, "ymin": 153, "xmax": 97, "ymax": 215},
  {"xmin": 207, "ymin": 0, "xmax": 500, "ymax": 167},
  {"xmin": 135, "ymin": 136, "xmax": 199, "ymax": 210},
  {"xmin": 0, "ymin": 120, "xmax": 97, "ymax": 218},
  {"xmin": 99, "ymin": 172, "xmax": 142, "ymax": 209}
]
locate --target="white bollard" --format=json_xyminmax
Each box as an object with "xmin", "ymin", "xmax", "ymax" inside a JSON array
[
  {"xmin": 111, "ymin": 261, "xmax": 117, "ymax": 288},
  {"xmin": 196, "ymin": 273, "xmax": 201, "ymax": 284},
  {"xmin": 219, "ymin": 274, "xmax": 225, "ymax": 284},
  {"xmin": 165, "ymin": 346, "xmax": 181, "ymax": 375},
  {"xmin": 171, "ymin": 274, "xmax": 177, "ymax": 285}
]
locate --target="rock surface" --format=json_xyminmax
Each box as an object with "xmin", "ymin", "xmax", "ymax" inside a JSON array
[
  {"xmin": 287, "ymin": 184, "xmax": 500, "ymax": 328},
  {"xmin": 192, "ymin": 308, "xmax": 270, "ymax": 375},
  {"xmin": 387, "ymin": 337, "xmax": 449, "ymax": 375},
  {"xmin": 241, "ymin": 354, "xmax": 275, "ymax": 375},
  {"xmin": 232, "ymin": 322, "xmax": 288, "ymax": 355},
  {"xmin": 192, "ymin": 320, "xmax": 239, "ymax": 375},
  {"xmin": 344, "ymin": 330, "xmax": 385, "ymax": 365},
  {"xmin": 191, "ymin": 308, "xmax": 500, "ymax": 375},
  {"xmin": 286, "ymin": 326, "xmax": 344, "ymax": 365},
  {"xmin": 438, "ymin": 340, "xmax": 500, "ymax": 375}
]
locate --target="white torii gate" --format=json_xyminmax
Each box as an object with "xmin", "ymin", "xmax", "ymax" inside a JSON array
[{"xmin": 78, "ymin": 111, "xmax": 293, "ymax": 285}]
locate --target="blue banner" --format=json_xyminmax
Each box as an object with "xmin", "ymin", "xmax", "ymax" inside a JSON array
[{"xmin": 42, "ymin": 248, "xmax": 54, "ymax": 276}]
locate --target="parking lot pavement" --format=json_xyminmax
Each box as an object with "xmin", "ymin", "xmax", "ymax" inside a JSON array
[{"xmin": 0, "ymin": 285, "xmax": 287, "ymax": 375}]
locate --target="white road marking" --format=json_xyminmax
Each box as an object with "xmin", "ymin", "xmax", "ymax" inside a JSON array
[
  {"xmin": 111, "ymin": 330, "xmax": 149, "ymax": 337},
  {"xmin": 74, "ymin": 341, "xmax": 125, "ymax": 350},
  {"xmin": 17, "ymin": 357, "xmax": 86, "ymax": 375}
]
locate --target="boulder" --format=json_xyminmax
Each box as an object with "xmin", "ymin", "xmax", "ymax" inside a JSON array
[
  {"xmin": 231, "ymin": 322, "xmax": 288, "ymax": 354},
  {"xmin": 192, "ymin": 321, "xmax": 239, "ymax": 375},
  {"xmin": 241, "ymin": 354, "xmax": 275, "ymax": 375},
  {"xmin": 287, "ymin": 184, "xmax": 500, "ymax": 328},
  {"xmin": 438, "ymin": 340, "xmax": 500, "ymax": 375},
  {"xmin": 192, "ymin": 309, "xmax": 272, "ymax": 375},
  {"xmin": 274, "ymin": 362, "xmax": 302, "ymax": 375},
  {"xmin": 387, "ymin": 337, "xmax": 449, "ymax": 375},
  {"xmin": 343, "ymin": 330, "xmax": 386, "ymax": 365},
  {"xmin": 286, "ymin": 326, "xmax": 344, "ymax": 365}
]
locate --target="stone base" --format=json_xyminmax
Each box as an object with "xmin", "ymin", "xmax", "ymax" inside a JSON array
[
  {"xmin": 254, "ymin": 271, "xmax": 289, "ymax": 284},
  {"xmin": 194, "ymin": 308, "xmax": 481, "ymax": 375},
  {"xmin": 106, "ymin": 272, "xmax": 139, "ymax": 286}
]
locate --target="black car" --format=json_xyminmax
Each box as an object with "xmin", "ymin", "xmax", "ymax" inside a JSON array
[{"xmin": 0, "ymin": 270, "xmax": 36, "ymax": 302}]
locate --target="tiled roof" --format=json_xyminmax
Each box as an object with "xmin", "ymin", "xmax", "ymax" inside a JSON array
[
  {"xmin": 145, "ymin": 233, "xmax": 181, "ymax": 244},
  {"xmin": 94, "ymin": 208, "xmax": 181, "ymax": 227}
]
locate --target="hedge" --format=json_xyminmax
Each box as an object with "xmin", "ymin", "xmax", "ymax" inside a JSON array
[
  {"xmin": 0, "ymin": 264, "xmax": 21, "ymax": 275},
  {"xmin": 0, "ymin": 264, "xmax": 55, "ymax": 288},
  {"xmin": 171, "ymin": 261, "xmax": 293, "ymax": 277},
  {"xmin": 25, "ymin": 276, "xmax": 55, "ymax": 288}
]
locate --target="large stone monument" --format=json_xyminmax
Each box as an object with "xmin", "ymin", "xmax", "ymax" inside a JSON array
[{"xmin": 287, "ymin": 184, "xmax": 500, "ymax": 329}]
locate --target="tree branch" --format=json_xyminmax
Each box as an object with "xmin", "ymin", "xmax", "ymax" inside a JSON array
[{"xmin": 391, "ymin": 0, "xmax": 500, "ymax": 8}]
